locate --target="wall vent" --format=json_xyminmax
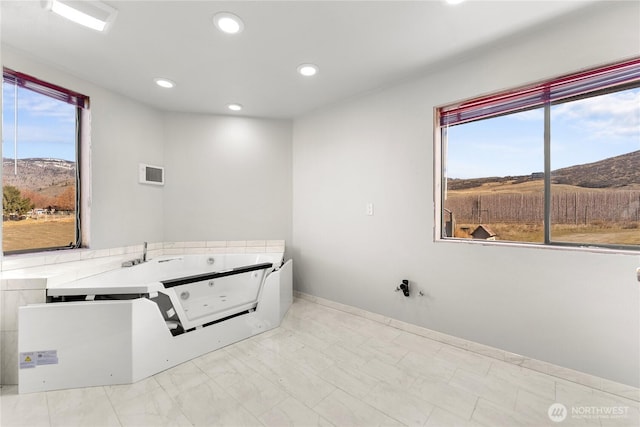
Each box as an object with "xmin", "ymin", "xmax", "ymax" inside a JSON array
[{"xmin": 139, "ymin": 163, "xmax": 164, "ymax": 185}]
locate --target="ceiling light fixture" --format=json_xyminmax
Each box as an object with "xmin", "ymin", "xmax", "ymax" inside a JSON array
[
  {"xmin": 154, "ymin": 78, "xmax": 175, "ymax": 89},
  {"xmin": 445, "ymin": 0, "xmax": 466, "ymax": 5},
  {"xmin": 213, "ymin": 12, "xmax": 244, "ymax": 34},
  {"xmin": 297, "ymin": 64, "xmax": 319, "ymax": 77},
  {"xmin": 227, "ymin": 103, "xmax": 243, "ymax": 111},
  {"xmin": 46, "ymin": 0, "xmax": 118, "ymax": 32}
]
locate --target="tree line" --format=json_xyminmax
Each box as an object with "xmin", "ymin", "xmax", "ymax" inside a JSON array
[
  {"xmin": 3, "ymin": 185, "xmax": 75, "ymax": 218},
  {"xmin": 445, "ymin": 190, "xmax": 640, "ymax": 224}
]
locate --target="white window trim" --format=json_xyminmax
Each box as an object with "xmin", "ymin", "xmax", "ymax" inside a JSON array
[{"xmin": 433, "ymin": 72, "xmax": 640, "ymax": 254}]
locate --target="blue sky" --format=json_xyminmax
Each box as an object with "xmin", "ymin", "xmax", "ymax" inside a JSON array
[
  {"xmin": 2, "ymin": 83, "xmax": 77, "ymax": 162},
  {"xmin": 445, "ymin": 87, "xmax": 640, "ymax": 179},
  {"xmin": 2, "ymin": 82, "xmax": 639, "ymax": 172}
]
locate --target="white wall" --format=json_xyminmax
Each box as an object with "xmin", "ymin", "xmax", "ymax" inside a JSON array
[
  {"xmin": 2, "ymin": 0, "xmax": 638, "ymax": 388},
  {"xmin": 88, "ymin": 90, "xmax": 166, "ymax": 248},
  {"xmin": 1, "ymin": 50, "xmax": 293, "ymax": 252},
  {"xmin": 292, "ymin": 1, "xmax": 640, "ymax": 387},
  {"xmin": 162, "ymin": 113, "xmax": 292, "ymax": 247},
  {"xmin": 1, "ymin": 47, "xmax": 165, "ymax": 249}
]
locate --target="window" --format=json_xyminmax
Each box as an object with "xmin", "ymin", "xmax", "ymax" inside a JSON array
[
  {"xmin": 438, "ymin": 58, "xmax": 640, "ymax": 250},
  {"xmin": 2, "ymin": 68, "xmax": 89, "ymax": 254}
]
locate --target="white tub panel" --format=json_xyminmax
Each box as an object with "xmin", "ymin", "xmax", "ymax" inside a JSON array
[
  {"xmin": 18, "ymin": 301, "xmax": 134, "ymax": 393},
  {"xmin": 279, "ymin": 260, "xmax": 293, "ymax": 321},
  {"xmin": 132, "ymin": 272, "xmax": 281, "ymax": 381},
  {"xmin": 18, "ymin": 259, "xmax": 292, "ymax": 393}
]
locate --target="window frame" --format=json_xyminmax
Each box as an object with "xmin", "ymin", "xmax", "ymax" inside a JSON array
[
  {"xmin": 435, "ymin": 58, "xmax": 640, "ymax": 252},
  {"xmin": 2, "ymin": 68, "xmax": 89, "ymax": 255}
]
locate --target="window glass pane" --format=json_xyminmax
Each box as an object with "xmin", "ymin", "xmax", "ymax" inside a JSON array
[
  {"xmin": 2, "ymin": 80, "xmax": 78, "ymax": 253},
  {"xmin": 550, "ymin": 87, "xmax": 640, "ymax": 246},
  {"xmin": 443, "ymin": 109, "xmax": 544, "ymax": 243}
]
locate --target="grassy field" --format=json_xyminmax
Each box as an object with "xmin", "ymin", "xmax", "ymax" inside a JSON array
[
  {"xmin": 2, "ymin": 216, "xmax": 75, "ymax": 252},
  {"xmin": 447, "ymin": 176, "xmax": 640, "ymax": 246},
  {"xmin": 447, "ymin": 179, "xmax": 640, "ymax": 196},
  {"xmin": 455, "ymin": 222, "xmax": 640, "ymax": 246}
]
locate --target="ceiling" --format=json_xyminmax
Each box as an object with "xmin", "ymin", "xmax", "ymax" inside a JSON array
[{"xmin": 1, "ymin": 0, "xmax": 595, "ymax": 119}]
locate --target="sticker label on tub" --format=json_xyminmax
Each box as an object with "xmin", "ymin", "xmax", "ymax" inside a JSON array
[
  {"xmin": 19, "ymin": 350, "xmax": 58, "ymax": 369},
  {"xmin": 36, "ymin": 350, "xmax": 58, "ymax": 365},
  {"xmin": 19, "ymin": 352, "xmax": 36, "ymax": 369}
]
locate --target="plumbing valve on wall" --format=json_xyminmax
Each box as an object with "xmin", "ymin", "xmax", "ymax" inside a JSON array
[
  {"xmin": 395, "ymin": 279, "xmax": 425, "ymax": 297},
  {"xmin": 396, "ymin": 279, "xmax": 410, "ymax": 297}
]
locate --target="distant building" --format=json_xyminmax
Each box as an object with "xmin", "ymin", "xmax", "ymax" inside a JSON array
[
  {"xmin": 471, "ymin": 224, "xmax": 497, "ymax": 240},
  {"xmin": 443, "ymin": 208, "xmax": 455, "ymax": 237},
  {"xmin": 531, "ymin": 172, "xmax": 544, "ymax": 179}
]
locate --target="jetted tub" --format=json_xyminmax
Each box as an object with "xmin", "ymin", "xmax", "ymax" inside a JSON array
[
  {"xmin": 18, "ymin": 252, "xmax": 292, "ymax": 393},
  {"xmin": 47, "ymin": 253, "xmax": 285, "ymax": 332}
]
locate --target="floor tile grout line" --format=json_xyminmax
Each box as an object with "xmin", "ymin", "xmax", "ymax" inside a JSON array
[
  {"xmin": 3, "ymin": 298, "xmax": 639, "ymax": 427},
  {"xmin": 316, "ymin": 386, "xmax": 408, "ymax": 427},
  {"xmin": 153, "ymin": 361, "xmax": 209, "ymax": 426},
  {"xmin": 293, "ymin": 308, "xmax": 490, "ymax": 418},
  {"xmin": 44, "ymin": 388, "xmax": 53, "ymax": 427},
  {"xmin": 240, "ymin": 350, "xmax": 297, "ymax": 417},
  {"xmin": 304, "ymin": 302, "xmax": 639, "ymax": 421},
  {"xmin": 286, "ymin": 393, "xmax": 332, "ymax": 426},
  {"xmin": 448, "ymin": 366, "xmax": 528, "ymax": 417},
  {"xmin": 513, "ymin": 388, "xmax": 524, "ymax": 413},
  {"xmin": 299, "ymin": 325, "xmax": 424, "ymax": 425},
  {"xmin": 101, "ymin": 385, "xmax": 125, "ymax": 427},
  {"xmin": 229, "ymin": 337, "xmax": 339, "ymax": 413},
  {"xmin": 295, "ymin": 294, "xmax": 639, "ymax": 403},
  {"xmin": 266, "ymin": 300, "xmax": 636, "ymax": 418},
  {"xmin": 469, "ymin": 395, "xmax": 481, "ymax": 423},
  {"xmin": 227, "ymin": 377, "xmax": 288, "ymax": 422}
]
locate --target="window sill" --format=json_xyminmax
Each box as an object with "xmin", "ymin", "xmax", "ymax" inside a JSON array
[{"xmin": 435, "ymin": 236, "xmax": 640, "ymax": 256}]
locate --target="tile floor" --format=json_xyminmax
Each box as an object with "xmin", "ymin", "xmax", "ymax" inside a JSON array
[{"xmin": 1, "ymin": 298, "xmax": 638, "ymax": 426}]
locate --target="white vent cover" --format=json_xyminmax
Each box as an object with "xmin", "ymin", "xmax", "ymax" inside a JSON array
[{"xmin": 139, "ymin": 163, "xmax": 164, "ymax": 185}]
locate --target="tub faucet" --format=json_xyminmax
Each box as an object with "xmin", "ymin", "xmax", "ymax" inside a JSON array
[{"xmin": 142, "ymin": 241, "xmax": 148, "ymax": 262}]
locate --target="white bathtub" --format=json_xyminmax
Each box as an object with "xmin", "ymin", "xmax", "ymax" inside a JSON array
[
  {"xmin": 47, "ymin": 253, "xmax": 284, "ymax": 331},
  {"xmin": 19, "ymin": 252, "xmax": 292, "ymax": 393}
]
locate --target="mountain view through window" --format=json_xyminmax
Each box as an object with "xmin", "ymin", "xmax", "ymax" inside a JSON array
[
  {"xmin": 442, "ymin": 86, "xmax": 640, "ymax": 248},
  {"xmin": 2, "ymin": 70, "xmax": 81, "ymax": 253}
]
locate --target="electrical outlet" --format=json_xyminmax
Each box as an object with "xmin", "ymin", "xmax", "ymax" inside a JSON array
[{"xmin": 366, "ymin": 203, "xmax": 374, "ymax": 216}]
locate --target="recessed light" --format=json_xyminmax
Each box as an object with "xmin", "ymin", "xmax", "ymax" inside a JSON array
[
  {"xmin": 154, "ymin": 78, "xmax": 175, "ymax": 89},
  {"xmin": 445, "ymin": 0, "xmax": 466, "ymax": 5},
  {"xmin": 297, "ymin": 64, "xmax": 319, "ymax": 77},
  {"xmin": 213, "ymin": 12, "xmax": 244, "ymax": 34},
  {"xmin": 46, "ymin": 0, "xmax": 117, "ymax": 32},
  {"xmin": 227, "ymin": 103, "xmax": 243, "ymax": 111}
]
